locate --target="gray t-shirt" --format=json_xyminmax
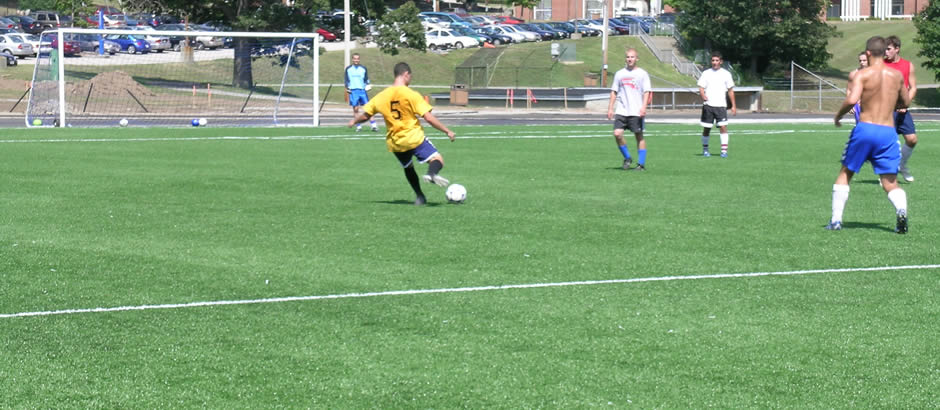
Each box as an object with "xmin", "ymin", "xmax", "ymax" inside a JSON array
[{"xmin": 610, "ymin": 66, "xmax": 652, "ymax": 117}]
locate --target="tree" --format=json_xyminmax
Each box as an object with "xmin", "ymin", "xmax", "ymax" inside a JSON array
[
  {"xmin": 677, "ymin": 0, "xmax": 838, "ymax": 75},
  {"xmin": 913, "ymin": 1, "xmax": 940, "ymax": 82},
  {"xmin": 503, "ymin": 0, "xmax": 538, "ymax": 17},
  {"xmin": 375, "ymin": 1, "xmax": 425, "ymax": 55}
]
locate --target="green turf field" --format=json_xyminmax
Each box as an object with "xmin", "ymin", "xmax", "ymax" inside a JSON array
[{"xmin": 1, "ymin": 122, "xmax": 938, "ymax": 407}]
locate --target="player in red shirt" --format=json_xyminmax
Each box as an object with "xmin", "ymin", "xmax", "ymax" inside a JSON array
[{"xmin": 884, "ymin": 35, "xmax": 917, "ymax": 182}]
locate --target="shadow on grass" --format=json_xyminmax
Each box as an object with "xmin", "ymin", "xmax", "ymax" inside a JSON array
[
  {"xmin": 373, "ymin": 199, "xmax": 443, "ymax": 207},
  {"xmin": 840, "ymin": 221, "xmax": 895, "ymax": 232}
]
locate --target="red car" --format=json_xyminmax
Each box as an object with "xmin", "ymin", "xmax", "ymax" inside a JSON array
[
  {"xmin": 496, "ymin": 16, "xmax": 525, "ymax": 24},
  {"xmin": 315, "ymin": 27, "xmax": 337, "ymax": 42},
  {"xmin": 41, "ymin": 34, "xmax": 81, "ymax": 56}
]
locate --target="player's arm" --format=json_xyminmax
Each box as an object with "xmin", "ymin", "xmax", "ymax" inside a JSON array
[
  {"xmin": 835, "ymin": 74, "xmax": 863, "ymax": 126},
  {"xmin": 907, "ymin": 62, "xmax": 916, "ymax": 101},
  {"xmin": 698, "ymin": 86, "xmax": 707, "ymax": 103},
  {"xmin": 727, "ymin": 88, "xmax": 736, "ymax": 115},
  {"xmin": 422, "ymin": 111, "xmax": 456, "ymax": 141},
  {"xmin": 897, "ymin": 75, "xmax": 912, "ymax": 109},
  {"xmin": 640, "ymin": 91, "xmax": 650, "ymax": 117},
  {"xmin": 607, "ymin": 91, "xmax": 617, "ymax": 120},
  {"xmin": 344, "ymin": 67, "xmax": 351, "ymax": 92}
]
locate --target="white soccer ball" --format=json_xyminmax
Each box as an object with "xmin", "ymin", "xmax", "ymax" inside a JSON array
[
  {"xmin": 119, "ymin": 118, "xmax": 128, "ymax": 127},
  {"xmin": 198, "ymin": 118, "xmax": 208, "ymax": 126},
  {"xmin": 445, "ymin": 183, "xmax": 467, "ymax": 203}
]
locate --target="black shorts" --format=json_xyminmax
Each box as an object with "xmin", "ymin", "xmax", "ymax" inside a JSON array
[
  {"xmin": 614, "ymin": 115, "xmax": 644, "ymax": 133},
  {"xmin": 700, "ymin": 105, "xmax": 728, "ymax": 128}
]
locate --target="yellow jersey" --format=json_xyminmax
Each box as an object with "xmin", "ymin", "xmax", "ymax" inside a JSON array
[{"xmin": 363, "ymin": 86, "xmax": 433, "ymax": 152}]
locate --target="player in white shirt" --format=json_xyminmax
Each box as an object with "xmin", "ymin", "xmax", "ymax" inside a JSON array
[
  {"xmin": 607, "ymin": 48, "xmax": 652, "ymax": 171},
  {"xmin": 697, "ymin": 51, "xmax": 736, "ymax": 158}
]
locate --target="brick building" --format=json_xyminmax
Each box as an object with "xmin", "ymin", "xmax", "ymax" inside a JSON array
[{"xmin": 826, "ymin": 0, "xmax": 930, "ymax": 20}]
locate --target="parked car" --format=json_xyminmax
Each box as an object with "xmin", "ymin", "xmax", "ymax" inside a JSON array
[
  {"xmin": 130, "ymin": 26, "xmax": 171, "ymax": 52},
  {"xmin": 86, "ymin": 12, "xmax": 126, "ymax": 28},
  {"xmin": 0, "ymin": 16, "xmax": 20, "ymax": 31},
  {"xmin": 531, "ymin": 22, "xmax": 568, "ymax": 39},
  {"xmin": 130, "ymin": 13, "xmax": 160, "ymax": 27},
  {"xmin": 613, "ymin": 16, "xmax": 649, "ymax": 34},
  {"xmin": 474, "ymin": 26, "xmax": 513, "ymax": 45},
  {"xmin": 39, "ymin": 33, "xmax": 81, "ymax": 56},
  {"xmin": 155, "ymin": 24, "xmax": 223, "ymax": 50},
  {"xmin": 189, "ymin": 24, "xmax": 225, "ymax": 49},
  {"xmin": 500, "ymin": 24, "xmax": 539, "ymax": 42},
  {"xmin": 315, "ymin": 27, "xmax": 337, "ymax": 42},
  {"xmin": 486, "ymin": 25, "xmax": 526, "ymax": 43},
  {"xmin": 153, "ymin": 23, "xmax": 191, "ymax": 51},
  {"xmin": 590, "ymin": 19, "xmax": 629, "ymax": 35},
  {"xmin": 65, "ymin": 33, "xmax": 97, "ymax": 52},
  {"xmin": 8, "ymin": 33, "xmax": 40, "ymax": 55},
  {"xmin": 418, "ymin": 12, "xmax": 471, "ymax": 28},
  {"xmin": 517, "ymin": 23, "xmax": 556, "ymax": 40},
  {"xmin": 5, "ymin": 15, "xmax": 42, "ymax": 34},
  {"xmin": 104, "ymin": 34, "xmax": 151, "ymax": 54},
  {"xmin": 0, "ymin": 34, "xmax": 34, "ymax": 57},
  {"xmin": 425, "ymin": 28, "xmax": 478, "ymax": 50},
  {"xmin": 30, "ymin": 11, "xmax": 66, "ymax": 29},
  {"xmin": 451, "ymin": 26, "xmax": 486, "ymax": 47},
  {"xmin": 496, "ymin": 16, "xmax": 525, "ymax": 24}
]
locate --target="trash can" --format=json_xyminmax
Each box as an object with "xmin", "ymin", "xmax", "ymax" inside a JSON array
[
  {"xmin": 450, "ymin": 84, "xmax": 468, "ymax": 106},
  {"xmin": 583, "ymin": 73, "xmax": 599, "ymax": 87}
]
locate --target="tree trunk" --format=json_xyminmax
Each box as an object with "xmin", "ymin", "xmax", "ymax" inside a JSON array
[{"xmin": 233, "ymin": 38, "xmax": 253, "ymax": 89}]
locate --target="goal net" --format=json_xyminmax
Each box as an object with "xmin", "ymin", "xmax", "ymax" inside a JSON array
[{"xmin": 27, "ymin": 28, "xmax": 321, "ymax": 128}]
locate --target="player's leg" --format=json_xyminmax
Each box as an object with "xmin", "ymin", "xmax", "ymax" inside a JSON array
[
  {"xmin": 895, "ymin": 111, "xmax": 916, "ymax": 182},
  {"xmin": 613, "ymin": 115, "xmax": 632, "ymax": 169},
  {"xmin": 828, "ymin": 166, "xmax": 855, "ymax": 230},
  {"xmin": 872, "ymin": 135, "xmax": 908, "ymax": 233},
  {"xmin": 717, "ymin": 107, "xmax": 730, "ymax": 157},
  {"xmin": 629, "ymin": 117, "xmax": 646, "ymax": 170},
  {"xmin": 700, "ymin": 107, "xmax": 712, "ymax": 156},
  {"xmin": 363, "ymin": 94, "xmax": 378, "ymax": 131},
  {"xmin": 414, "ymin": 139, "xmax": 450, "ymax": 187},
  {"xmin": 395, "ymin": 151, "xmax": 426, "ymax": 205}
]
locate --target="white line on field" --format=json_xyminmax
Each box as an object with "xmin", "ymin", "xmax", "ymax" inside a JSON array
[{"xmin": 2, "ymin": 264, "xmax": 938, "ymax": 319}]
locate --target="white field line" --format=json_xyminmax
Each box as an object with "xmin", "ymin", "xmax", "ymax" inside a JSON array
[{"xmin": 2, "ymin": 264, "xmax": 938, "ymax": 319}]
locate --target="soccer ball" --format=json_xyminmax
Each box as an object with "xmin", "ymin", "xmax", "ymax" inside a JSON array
[
  {"xmin": 198, "ymin": 118, "xmax": 208, "ymax": 126},
  {"xmin": 119, "ymin": 118, "xmax": 128, "ymax": 127},
  {"xmin": 191, "ymin": 118, "xmax": 200, "ymax": 127},
  {"xmin": 31, "ymin": 118, "xmax": 41, "ymax": 126},
  {"xmin": 445, "ymin": 183, "xmax": 467, "ymax": 203}
]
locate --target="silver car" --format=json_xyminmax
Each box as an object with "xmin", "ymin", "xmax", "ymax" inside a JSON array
[
  {"xmin": 0, "ymin": 34, "xmax": 34, "ymax": 57},
  {"xmin": 131, "ymin": 26, "xmax": 171, "ymax": 52}
]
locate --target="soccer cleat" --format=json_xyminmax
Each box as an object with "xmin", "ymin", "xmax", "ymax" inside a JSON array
[
  {"xmin": 825, "ymin": 221, "xmax": 842, "ymax": 231},
  {"xmin": 900, "ymin": 167, "xmax": 914, "ymax": 182},
  {"xmin": 356, "ymin": 126, "xmax": 362, "ymax": 132},
  {"xmin": 703, "ymin": 150, "xmax": 711, "ymax": 158},
  {"xmin": 422, "ymin": 174, "xmax": 450, "ymax": 187},
  {"xmin": 371, "ymin": 126, "xmax": 379, "ymax": 132},
  {"xmin": 631, "ymin": 165, "xmax": 646, "ymax": 171},
  {"xmin": 895, "ymin": 210, "xmax": 908, "ymax": 234},
  {"xmin": 622, "ymin": 158, "xmax": 632, "ymax": 170},
  {"xmin": 720, "ymin": 151, "xmax": 728, "ymax": 158},
  {"xmin": 414, "ymin": 195, "xmax": 427, "ymax": 206}
]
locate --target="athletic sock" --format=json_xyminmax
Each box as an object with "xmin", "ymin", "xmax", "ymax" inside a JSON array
[
  {"xmin": 831, "ymin": 184, "xmax": 850, "ymax": 222},
  {"xmin": 701, "ymin": 135, "xmax": 709, "ymax": 151},
  {"xmin": 427, "ymin": 159, "xmax": 443, "ymax": 176},
  {"xmin": 618, "ymin": 145, "xmax": 631, "ymax": 159},
  {"xmin": 638, "ymin": 149, "xmax": 647, "ymax": 166},
  {"xmin": 404, "ymin": 166, "xmax": 424, "ymax": 197},
  {"xmin": 370, "ymin": 119, "xmax": 377, "ymax": 128},
  {"xmin": 720, "ymin": 133, "xmax": 729, "ymax": 153},
  {"xmin": 887, "ymin": 188, "xmax": 908, "ymax": 214},
  {"xmin": 900, "ymin": 144, "xmax": 914, "ymax": 169}
]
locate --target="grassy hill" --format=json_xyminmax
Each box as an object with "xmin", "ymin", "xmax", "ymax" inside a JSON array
[{"xmin": 825, "ymin": 20, "xmax": 926, "ymax": 80}]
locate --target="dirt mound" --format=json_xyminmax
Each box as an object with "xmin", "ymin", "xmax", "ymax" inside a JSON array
[{"xmin": 67, "ymin": 71, "xmax": 155, "ymax": 98}]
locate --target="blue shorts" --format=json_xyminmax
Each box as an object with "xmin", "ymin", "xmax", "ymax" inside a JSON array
[
  {"xmin": 393, "ymin": 138, "xmax": 439, "ymax": 168},
  {"xmin": 841, "ymin": 122, "xmax": 901, "ymax": 175},
  {"xmin": 894, "ymin": 110, "xmax": 915, "ymax": 135},
  {"xmin": 349, "ymin": 89, "xmax": 368, "ymax": 107}
]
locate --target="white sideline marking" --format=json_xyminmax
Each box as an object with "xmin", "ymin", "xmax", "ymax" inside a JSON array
[{"xmin": 2, "ymin": 264, "xmax": 938, "ymax": 319}]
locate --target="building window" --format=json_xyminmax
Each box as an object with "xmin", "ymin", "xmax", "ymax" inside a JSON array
[
  {"xmin": 891, "ymin": 0, "xmax": 904, "ymax": 15},
  {"xmin": 534, "ymin": 0, "xmax": 552, "ymax": 20},
  {"xmin": 827, "ymin": 0, "xmax": 842, "ymax": 17}
]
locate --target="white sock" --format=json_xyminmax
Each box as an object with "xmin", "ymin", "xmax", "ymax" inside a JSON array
[
  {"xmin": 832, "ymin": 184, "xmax": 850, "ymax": 222},
  {"xmin": 887, "ymin": 188, "xmax": 907, "ymax": 214},
  {"xmin": 720, "ymin": 133, "xmax": 729, "ymax": 152},
  {"xmin": 370, "ymin": 120, "xmax": 376, "ymax": 127},
  {"xmin": 702, "ymin": 135, "xmax": 710, "ymax": 150},
  {"xmin": 900, "ymin": 144, "xmax": 914, "ymax": 169}
]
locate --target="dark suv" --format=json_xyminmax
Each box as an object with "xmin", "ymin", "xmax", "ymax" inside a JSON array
[{"xmin": 29, "ymin": 11, "xmax": 70, "ymax": 29}]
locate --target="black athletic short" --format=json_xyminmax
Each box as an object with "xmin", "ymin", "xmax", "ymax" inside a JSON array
[
  {"xmin": 700, "ymin": 105, "xmax": 728, "ymax": 128},
  {"xmin": 614, "ymin": 115, "xmax": 644, "ymax": 133}
]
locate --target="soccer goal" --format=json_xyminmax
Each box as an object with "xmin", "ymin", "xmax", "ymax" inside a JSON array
[{"xmin": 26, "ymin": 28, "xmax": 321, "ymax": 128}]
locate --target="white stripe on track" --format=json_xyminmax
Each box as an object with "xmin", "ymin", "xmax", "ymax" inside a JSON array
[{"xmin": 2, "ymin": 264, "xmax": 937, "ymax": 319}]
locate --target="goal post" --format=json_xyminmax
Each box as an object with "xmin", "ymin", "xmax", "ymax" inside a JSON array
[{"xmin": 27, "ymin": 28, "xmax": 321, "ymax": 128}]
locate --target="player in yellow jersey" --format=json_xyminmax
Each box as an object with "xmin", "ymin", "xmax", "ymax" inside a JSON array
[{"xmin": 348, "ymin": 62, "xmax": 457, "ymax": 206}]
